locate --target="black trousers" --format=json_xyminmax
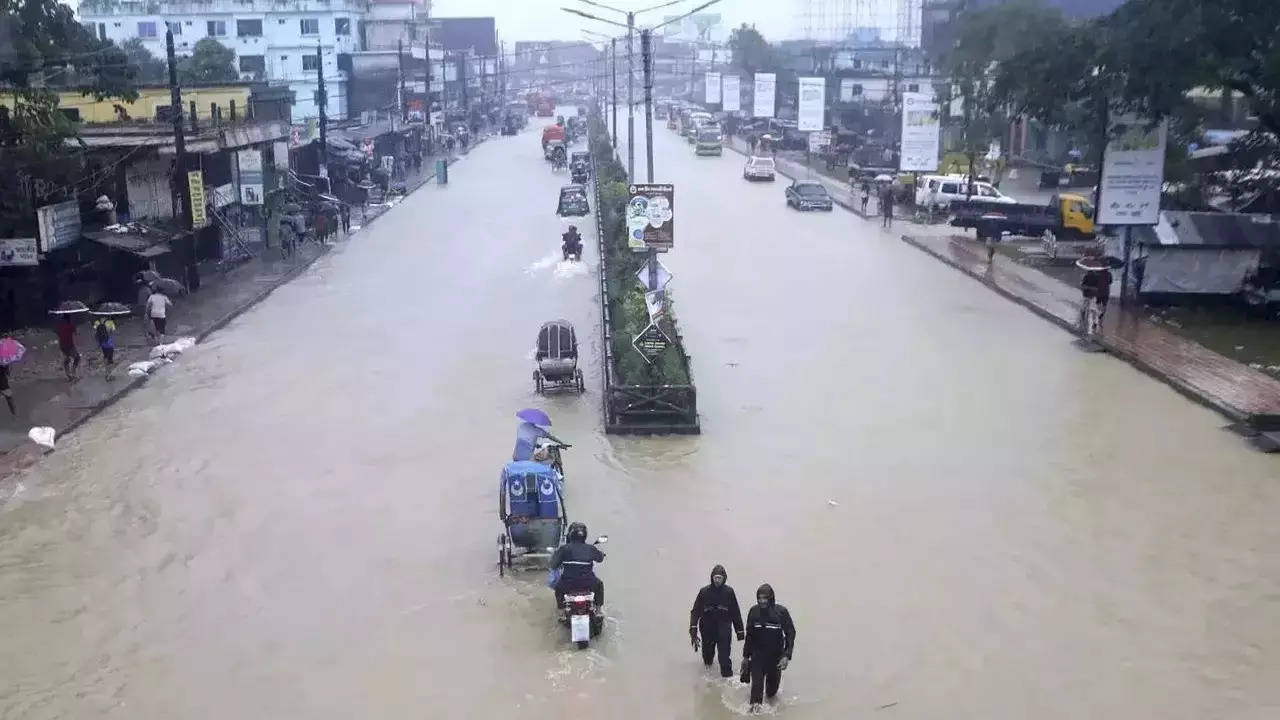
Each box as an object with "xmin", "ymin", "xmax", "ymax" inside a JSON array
[
  {"xmin": 555, "ymin": 577, "xmax": 604, "ymax": 607},
  {"xmin": 699, "ymin": 620, "xmax": 733, "ymax": 677},
  {"xmin": 748, "ymin": 655, "xmax": 782, "ymax": 705}
]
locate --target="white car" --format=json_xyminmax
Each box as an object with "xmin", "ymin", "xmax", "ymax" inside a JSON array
[
  {"xmin": 743, "ymin": 156, "xmax": 776, "ymax": 181},
  {"xmin": 918, "ymin": 175, "xmax": 1017, "ymax": 211}
]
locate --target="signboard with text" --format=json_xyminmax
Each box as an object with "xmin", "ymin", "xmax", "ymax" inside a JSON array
[
  {"xmin": 0, "ymin": 238, "xmax": 39, "ymax": 267},
  {"xmin": 237, "ymin": 149, "xmax": 264, "ymax": 205},
  {"xmin": 1098, "ymin": 116, "xmax": 1167, "ymax": 225},
  {"xmin": 797, "ymin": 77, "xmax": 825, "ymax": 131},
  {"xmin": 36, "ymin": 200, "xmax": 81, "ymax": 253},
  {"xmin": 753, "ymin": 73, "xmax": 776, "ymax": 118},
  {"xmin": 626, "ymin": 184, "xmax": 674, "ymax": 252},
  {"xmin": 187, "ymin": 171, "xmax": 208, "ymax": 228},
  {"xmin": 704, "ymin": 72, "xmax": 721, "ymax": 105},
  {"xmin": 632, "ymin": 322, "xmax": 671, "ymax": 364},
  {"xmin": 721, "ymin": 75, "xmax": 740, "ymax": 112},
  {"xmin": 899, "ymin": 93, "xmax": 940, "ymax": 172}
]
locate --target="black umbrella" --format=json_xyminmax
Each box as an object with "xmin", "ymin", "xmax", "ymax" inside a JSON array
[
  {"xmin": 50, "ymin": 300, "xmax": 89, "ymax": 315},
  {"xmin": 152, "ymin": 278, "xmax": 185, "ymax": 296},
  {"xmin": 134, "ymin": 270, "xmax": 160, "ymax": 285},
  {"xmin": 90, "ymin": 302, "xmax": 132, "ymax": 317},
  {"xmin": 1076, "ymin": 256, "xmax": 1125, "ymax": 271}
]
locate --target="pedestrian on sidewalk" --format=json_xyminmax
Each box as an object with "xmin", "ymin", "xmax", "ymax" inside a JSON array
[
  {"xmin": 880, "ymin": 185, "xmax": 894, "ymax": 228},
  {"xmin": 0, "ymin": 364, "xmax": 15, "ymax": 416},
  {"xmin": 93, "ymin": 317, "xmax": 117, "ymax": 380},
  {"xmin": 860, "ymin": 181, "xmax": 871, "ymax": 215},
  {"xmin": 413, "ymin": 152, "xmax": 423, "ymax": 173},
  {"xmin": 147, "ymin": 289, "xmax": 172, "ymax": 340},
  {"xmin": 340, "ymin": 202, "xmax": 351, "ymax": 234},
  {"xmin": 136, "ymin": 280, "xmax": 155, "ymax": 339},
  {"xmin": 55, "ymin": 315, "xmax": 81, "ymax": 381}
]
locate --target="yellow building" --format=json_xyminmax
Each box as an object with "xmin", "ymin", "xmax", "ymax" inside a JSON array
[{"xmin": 0, "ymin": 84, "xmax": 253, "ymax": 125}]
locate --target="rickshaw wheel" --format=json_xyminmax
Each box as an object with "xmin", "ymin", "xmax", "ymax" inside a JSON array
[
  {"xmin": 575, "ymin": 370, "xmax": 585, "ymax": 393},
  {"xmin": 497, "ymin": 535, "xmax": 506, "ymax": 576},
  {"xmin": 533, "ymin": 370, "xmax": 543, "ymax": 394},
  {"xmin": 575, "ymin": 640, "xmax": 589, "ymax": 650}
]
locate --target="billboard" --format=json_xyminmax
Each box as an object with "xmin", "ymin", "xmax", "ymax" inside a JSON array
[
  {"xmin": 0, "ymin": 238, "xmax": 38, "ymax": 267},
  {"xmin": 35, "ymin": 200, "xmax": 81, "ymax": 253},
  {"xmin": 626, "ymin": 183, "xmax": 674, "ymax": 252},
  {"xmin": 797, "ymin": 77, "xmax": 825, "ymax": 132},
  {"xmin": 704, "ymin": 72, "xmax": 721, "ymax": 105},
  {"xmin": 899, "ymin": 92, "xmax": 940, "ymax": 172},
  {"xmin": 1097, "ymin": 116, "xmax": 1168, "ymax": 225},
  {"xmin": 721, "ymin": 75, "xmax": 740, "ymax": 112},
  {"xmin": 237, "ymin": 149, "xmax": 264, "ymax": 205},
  {"xmin": 753, "ymin": 73, "xmax": 776, "ymax": 118}
]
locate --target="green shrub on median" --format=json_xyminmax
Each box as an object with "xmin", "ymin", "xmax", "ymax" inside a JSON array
[{"xmin": 588, "ymin": 115, "xmax": 692, "ymax": 386}]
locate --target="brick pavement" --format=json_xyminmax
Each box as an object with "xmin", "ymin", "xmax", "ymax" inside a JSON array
[{"xmin": 902, "ymin": 232, "xmax": 1280, "ymax": 430}]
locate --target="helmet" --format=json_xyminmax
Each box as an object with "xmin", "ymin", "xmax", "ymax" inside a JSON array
[
  {"xmin": 568, "ymin": 225, "xmax": 577, "ymax": 232},
  {"xmin": 566, "ymin": 522, "xmax": 588, "ymax": 543}
]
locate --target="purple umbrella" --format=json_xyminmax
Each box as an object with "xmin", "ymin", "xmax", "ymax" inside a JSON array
[
  {"xmin": 0, "ymin": 337, "xmax": 25, "ymax": 365},
  {"xmin": 516, "ymin": 408, "xmax": 552, "ymax": 427}
]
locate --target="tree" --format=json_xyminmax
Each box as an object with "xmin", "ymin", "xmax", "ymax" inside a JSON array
[
  {"xmin": 0, "ymin": 0, "xmax": 138, "ymax": 101},
  {"xmin": 727, "ymin": 24, "xmax": 777, "ymax": 75},
  {"xmin": 177, "ymin": 37, "xmax": 237, "ymax": 85},
  {"xmin": 946, "ymin": 0, "xmax": 1067, "ymax": 188},
  {"xmin": 121, "ymin": 38, "xmax": 168, "ymax": 85}
]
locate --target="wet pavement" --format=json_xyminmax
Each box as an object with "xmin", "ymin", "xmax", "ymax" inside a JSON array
[{"xmin": 0, "ymin": 106, "xmax": 1277, "ymax": 720}]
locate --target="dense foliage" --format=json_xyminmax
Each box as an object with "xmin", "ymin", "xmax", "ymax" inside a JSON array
[{"xmin": 587, "ymin": 116, "xmax": 692, "ymax": 386}]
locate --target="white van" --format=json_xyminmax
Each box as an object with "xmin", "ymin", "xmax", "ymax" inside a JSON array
[{"xmin": 917, "ymin": 175, "xmax": 1017, "ymax": 211}]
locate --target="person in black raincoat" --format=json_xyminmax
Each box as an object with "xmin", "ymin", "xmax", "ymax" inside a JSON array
[
  {"xmin": 742, "ymin": 583, "xmax": 796, "ymax": 710},
  {"xmin": 688, "ymin": 564, "xmax": 744, "ymax": 677}
]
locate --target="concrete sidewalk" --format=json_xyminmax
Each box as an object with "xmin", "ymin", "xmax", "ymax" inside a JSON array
[
  {"xmin": 902, "ymin": 232, "xmax": 1280, "ymax": 432},
  {"xmin": 0, "ymin": 140, "xmax": 476, "ymax": 477}
]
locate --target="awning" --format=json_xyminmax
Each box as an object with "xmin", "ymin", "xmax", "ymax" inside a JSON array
[{"xmin": 84, "ymin": 227, "xmax": 175, "ymax": 257}]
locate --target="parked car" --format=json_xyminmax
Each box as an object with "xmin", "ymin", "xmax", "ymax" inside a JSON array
[
  {"xmin": 917, "ymin": 175, "xmax": 1017, "ymax": 211},
  {"xmin": 743, "ymin": 156, "xmax": 776, "ymax": 181},
  {"xmin": 785, "ymin": 181, "xmax": 834, "ymax": 211}
]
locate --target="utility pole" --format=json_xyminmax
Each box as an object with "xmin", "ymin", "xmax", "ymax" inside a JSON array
[
  {"xmin": 460, "ymin": 52, "xmax": 469, "ymax": 114},
  {"xmin": 398, "ymin": 38, "xmax": 407, "ymax": 123},
  {"xmin": 165, "ymin": 29, "xmax": 191, "ymax": 229},
  {"xmin": 689, "ymin": 46, "xmax": 696, "ymax": 101},
  {"xmin": 611, "ymin": 38, "xmax": 618, "ymax": 149},
  {"xmin": 642, "ymin": 29, "xmax": 654, "ymax": 183},
  {"xmin": 626, "ymin": 11, "xmax": 635, "ymax": 176},
  {"xmin": 316, "ymin": 41, "xmax": 328, "ymax": 182}
]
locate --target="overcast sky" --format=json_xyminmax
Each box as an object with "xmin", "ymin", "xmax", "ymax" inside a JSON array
[{"xmin": 430, "ymin": 0, "xmax": 805, "ymax": 44}]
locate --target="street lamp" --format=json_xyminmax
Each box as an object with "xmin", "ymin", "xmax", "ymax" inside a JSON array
[{"xmin": 563, "ymin": 0, "xmax": 699, "ymax": 176}]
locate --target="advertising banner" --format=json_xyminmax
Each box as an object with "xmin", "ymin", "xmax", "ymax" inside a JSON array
[
  {"xmin": 899, "ymin": 92, "xmax": 940, "ymax": 172},
  {"xmin": 187, "ymin": 171, "xmax": 207, "ymax": 228},
  {"xmin": 721, "ymin": 75, "xmax": 740, "ymax": 112},
  {"xmin": 753, "ymin": 73, "xmax": 776, "ymax": 118},
  {"xmin": 626, "ymin": 183, "xmax": 674, "ymax": 252},
  {"xmin": 237, "ymin": 149, "xmax": 264, "ymax": 205},
  {"xmin": 797, "ymin": 77, "xmax": 825, "ymax": 132},
  {"xmin": 273, "ymin": 140, "xmax": 290, "ymax": 171},
  {"xmin": 1098, "ymin": 116, "xmax": 1168, "ymax": 225},
  {"xmin": 704, "ymin": 72, "xmax": 721, "ymax": 105},
  {"xmin": 35, "ymin": 200, "xmax": 81, "ymax": 253},
  {"xmin": 0, "ymin": 238, "xmax": 39, "ymax": 267}
]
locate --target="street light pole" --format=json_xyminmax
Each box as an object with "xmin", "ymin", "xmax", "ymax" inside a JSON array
[
  {"xmin": 626, "ymin": 12, "xmax": 635, "ymax": 176},
  {"xmin": 611, "ymin": 38, "xmax": 618, "ymax": 149},
  {"xmin": 642, "ymin": 29, "xmax": 654, "ymax": 183}
]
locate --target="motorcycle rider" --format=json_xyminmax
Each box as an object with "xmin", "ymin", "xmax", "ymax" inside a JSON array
[
  {"xmin": 562, "ymin": 225, "xmax": 583, "ymax": 260},
  {"xmin": 742, "ymin": 584, "xmax": 796, "ymax": 711},
  {"xmin": 689, "ymin": 564, "xmax": 745, "ymax": 677},
  {"xmin": 549, "ymin": 522, "xmax": 605, "ymax": 616}
]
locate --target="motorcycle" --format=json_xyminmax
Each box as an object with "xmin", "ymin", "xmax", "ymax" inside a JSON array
[
  {"xmin": 558, "ymin": 535, "xmax": 608, "ymax": 649},
  {"xmin": 562, "ymin": 236, "xmax": 584, "ymax": 262}
]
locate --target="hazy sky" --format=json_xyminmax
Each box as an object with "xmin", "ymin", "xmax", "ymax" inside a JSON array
[{"xmin": 430, "ymin": 0, "xmax": 804, "ymax": 44}]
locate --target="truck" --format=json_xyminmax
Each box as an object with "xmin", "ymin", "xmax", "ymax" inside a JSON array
[{"xmin": 950, "ymin": 192, "xmax": 1096, "ymax": 243}]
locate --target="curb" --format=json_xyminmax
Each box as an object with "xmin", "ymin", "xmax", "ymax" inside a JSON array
[
  {"xmin": 899, "ymin": 233, "xmax": 1253, "ymax": 426},
  {"xmin": 2, "ymin": 146, "xmax": 474, "ymax": 469}
]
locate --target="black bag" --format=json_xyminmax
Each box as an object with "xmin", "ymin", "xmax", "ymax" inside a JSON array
[{"xmin": 739, "ymin": 661, "xmax": 750, "ymax": 684}]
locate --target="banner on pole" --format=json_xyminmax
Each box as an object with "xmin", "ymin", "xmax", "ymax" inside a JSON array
[
  {"xmin": 721, "ymin": 75, "xmax": 740, "ymax": 112},
  {"xmin": 704, "ymin": 72, "xmax": 721, "ymax": 105},
  {"xmin": 797, "ymin": 77, "xmax": 825, "ymax": 132},
  {"xmin": 899, "ymin": 92, "xmax": 940, "ymax": 172},
  {"xmin": 1097, "ymin": 115, "xmax": 1167, "ymax": 226},
  {"xmin": 237, "ymin": 149, "xmax": 264, "ymax": 205},
  {"xmin": 753, "ymin": 73, "xmax": 776, "ymax": 118},
  {"xmin": 626, "ymin": 184, "xmax": 675, "ymax": 252},
  {"xmin": 187, "ymin": 171, "xmax": 208, "ymax": 228}
]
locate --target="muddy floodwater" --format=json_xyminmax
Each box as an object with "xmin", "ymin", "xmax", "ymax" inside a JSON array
[{"xmin": 0, "ymin": 110, "xmax": 1277, "ymax": 720}]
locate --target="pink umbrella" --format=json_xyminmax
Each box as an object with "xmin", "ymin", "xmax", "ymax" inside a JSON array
[{"xmin": 0, "ymin": 337, "xmax": 26, "ymax": 365}]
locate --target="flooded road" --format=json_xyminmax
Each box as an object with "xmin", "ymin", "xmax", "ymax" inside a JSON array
[{"xmin": 0, "ymin": 108, "xmax": 1277, "ymax": 720}]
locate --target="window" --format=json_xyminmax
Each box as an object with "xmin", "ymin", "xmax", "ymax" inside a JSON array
[
  {"xmin": 239, "ymin": 55, "xmax": 266, "ymax": 73},
  {"xmin": 906, "ymin": 83, "xmax": 920, "ymax": 93},
  {"xmin": 941, "ymin": 182, "xmax": 959, "ymax": 194},
  {"xmin": 58, "ymin": 108, "xmax": 81, "ymax": 122},
  {"xmin": 300, "ymin": 18, "xmax": 319, "ymax": 35},
  {"xmin": 236, "ymin": 19, "xmax": 262, "ymax": 37},
  {"xmin": 303, "ymin": 54, "xmax": 319, "ymax": 72},
  {"xmin": 334, "ymin": 18, "xmax": 350, "ymax": 35},
  {"xmin": 166, "ymin": 21, "xmax": 181, "ymax": 35},
  {"xmin": 98, "ymin": 23, "xmax": 107, "ymax": 40},
  {"xmin": 280, "ymin": 55, "xmax": 289, "ymax": 61},
  {"xmin": 977, "ymin": 185, "xmax": 997, "ymax": 197},
  {"xmin": 137, "ymin": 21, "xmax": 157, "ymax": 37},
  {"xmin": 207, "ymin": 20, "xmax": 226, "ymax": 36}
]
